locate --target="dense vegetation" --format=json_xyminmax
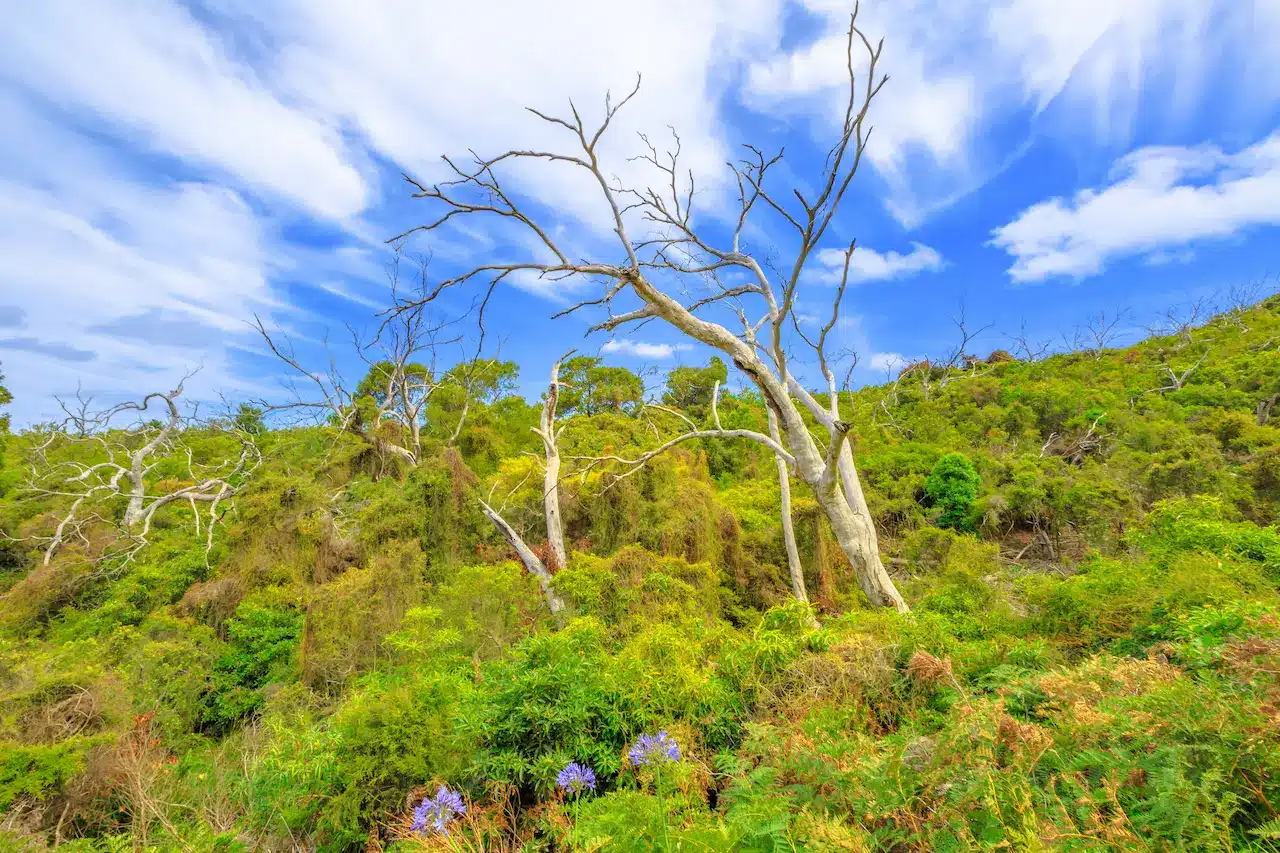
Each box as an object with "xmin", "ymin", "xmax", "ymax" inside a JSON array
[{"xmin": 1, "ymin": 295, "xmax": 1279, "ymax": 851}]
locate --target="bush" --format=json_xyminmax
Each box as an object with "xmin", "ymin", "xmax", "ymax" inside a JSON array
[{"xmin": 924, "ymin": 453, "xmax": 981, "ymax": 531}]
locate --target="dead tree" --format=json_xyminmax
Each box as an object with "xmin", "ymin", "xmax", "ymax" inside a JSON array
[
  {"xmin": 536, "ymin": 353, "xmax": 571, "ymax": 572},
  {"xmin": 1256, "ymin": 392, "xmax": 1279, "ymax": 426},
  {"xmin": 19, "ymin": 380, "xmax": 259, "ymax": 566},
  {"xmin": 1221, "ymin": 280, "xmax": 1265, "ymax": 332},
  {"xmin": 389, "ymin": 6, "xmax": 908, "ymax": 611},
  {"xmin": 1008, "ymin": 319, "xmax": 1052, "ymax": 362},
  {"xmin": 1145, "ymin": 347, "xmax": 1211, "ymax": 395},
  {"xmin": 478, "ymin": 496, "xmax": 565, "ymax": 616},
  {"xmin": 1147, "ymin": 297, "xmax": 1212, "ymax": 351},
  {"xmin": 1065, "ymin": 309, "xmax": 1128, "ymax": 360},
  {"xmin": 253, "ymin": 261, "xmax": 466, "ymax": 466},
  {"xmin": 930, "ymin": 306, "xmax": 993, "ymax": 397},
  {"xmin": 768, "ymin": 405, "xmax": 807, "ymax": 605},
  {"xmin": 1039, "ymin": 411, "xmax": 1108, "ymax": 466},
  {"xmin": 475, "ymin": 352, "xmax": 579, "ymax": 613}
]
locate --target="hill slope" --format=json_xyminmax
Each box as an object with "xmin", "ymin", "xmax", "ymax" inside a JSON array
[{"xmin": 1, "ymin": 297, "xmax": 1279, "ymax": 851}]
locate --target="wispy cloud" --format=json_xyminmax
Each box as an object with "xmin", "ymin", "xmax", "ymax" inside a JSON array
[
  {"xmin": 2, "ymin": 3, "xmax": 367, "ymax": 220},
  {"xmin": 0, "ymin": 337, "xmax": 96, "ymax": 363},
  {"xmin": 601, "ymin": 339, "xmax": 693, "ymax": 359},
  {"xmin": 814, "ymin": 243, "xmax": 944, "ymax": 283},
  {"xmin": 868, "ymin": 351, "xmax": 909, "ymax": 374},
  {"xmin": 746, "ymin": 0, "xmax": 1279, "ymax": 225},
  {"xmin": 990, "ymin": 133, "xmax": 1280, "ymax": 282}
]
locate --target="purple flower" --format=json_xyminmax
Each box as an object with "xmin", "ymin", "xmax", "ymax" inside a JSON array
[
  {"xmin": 411, "ymin": 786, "xmax": 466, "ymax": 836},
  {"xmin": 628, "ymin": 731, "xmax": 680, "ymax": 766},
  {"xmin": 557, "ymin": 761, "xmax": 597, "ymax": 796}
]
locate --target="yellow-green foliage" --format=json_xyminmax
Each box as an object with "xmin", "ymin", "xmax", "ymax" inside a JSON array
[{"xmin": 1, "ymin": 298, "xmax": 1279, "ymax": 851}]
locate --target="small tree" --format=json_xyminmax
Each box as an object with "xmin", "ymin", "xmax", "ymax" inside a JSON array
[
  {"xmin": 662, "ymin": 358, "xmax": 728, "ymax": 419},
  {"xmin": 478, "ymin": 353, "xmax": 574, "ymax": 615},
  {"xmin": 924, "ymin": 453, "xmax": 980, "ymax": 532},
  {"xmin": 557, "ymin": 356, "xmax": 644, "ymax": 416}
]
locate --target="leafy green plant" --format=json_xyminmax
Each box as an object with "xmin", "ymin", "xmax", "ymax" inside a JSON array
[{"xmin": 924, "ymin": 452, "xmax": 981, "ymax": 531}]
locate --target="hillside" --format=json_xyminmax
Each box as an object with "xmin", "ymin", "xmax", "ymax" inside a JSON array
[{"xmin": 1, "ymin": 296, "xmax": 1280, "ymax": 852}]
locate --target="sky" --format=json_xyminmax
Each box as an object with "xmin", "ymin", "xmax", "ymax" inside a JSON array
[{"xmin": 1, "ymin": 0, "xmax": 1279, "ymax": 425}]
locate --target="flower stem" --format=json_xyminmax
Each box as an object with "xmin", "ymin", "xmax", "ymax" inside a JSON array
[{"xmin": 655, "ymin": 765, "xmax": 671, "ymax": 851}]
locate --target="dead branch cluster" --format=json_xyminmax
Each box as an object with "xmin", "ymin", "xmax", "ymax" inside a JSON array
[
  {"xmin": 11, "ymin": 374, "xmax": 260, "ymax": 569},
  {"xmin": 382, "ymin": 2, "xmax": 909, "ymax": 611}
]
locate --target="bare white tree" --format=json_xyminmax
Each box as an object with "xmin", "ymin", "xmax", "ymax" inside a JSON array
[
  {"xmin": 1144, "ymin": 347, "xmax": 1212, "ymax": 395},
  {"xmin": 389, "ymin": 6, "xmax": 907, "ymax": 610},
  {"xmin": 1147, "ymin": 297, "xmax": 1213, "ymax": 351},
  {"xmin": 476, "ymin": 353, "xmax": 576, "ymax": 614},
  {"xmin": 18, "ymin": 380, "xmax": 259, "ymax": 567},
  {"xmin": 536, "ymin": 353, "xmax": 572, "ymax": 572},
  {"xmin": 1069, "ymin": 309, "xmax": 1129, "ymax": 360},
  {"xmin": 767, "ymin": 406, "xmax": 807, "ymax": 605},
  {"xmin": 1221, "ymin": 280, "xmax": 1264, "ymax": 332},
  {"xmin": 478, "ymin": 495, "xmax": 565, "ymax": 616},
  {"xmin": 1007, "ymin": 320, "xmax": 1053, "ymax": 362},
  {"xmin": 253, "ymin": 258, "xmax": 468, "ymax": 467}
]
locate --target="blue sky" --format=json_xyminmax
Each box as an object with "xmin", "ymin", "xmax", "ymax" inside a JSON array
[{"xmin": 1, "ymin": 0, "xmax": 1279, "ymax": 425}]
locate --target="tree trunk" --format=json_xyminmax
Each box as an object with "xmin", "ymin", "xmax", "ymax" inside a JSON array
[
  {"xmin": 480, "ymin": 501, "xmax": 565, "ymax": 614},
  {"xmin": 540, "ymin": 358, "xmax": 568, "ymax": 572},
  {"xmin": 629, "ymin": 277, "xmax": 908, "ymax": 611},
  {"xmin": 768, "ymin": 409, "xmax": 807, "ymax": 604},
  {"xmin": 811, "ymin": 485, "xmax": 907, "ymax": 612},
  {"xmin": 771, "ymin": 397, "xmax": 906, "ymax": 613},
  {"xmin": 542, "ymin": 452, "xmax": 566, "ymax": 572}
]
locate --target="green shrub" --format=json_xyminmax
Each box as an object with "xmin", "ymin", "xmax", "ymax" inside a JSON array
[{"xmin": 924, "ymin": 453, "xmax": 981, "ymax": 531}]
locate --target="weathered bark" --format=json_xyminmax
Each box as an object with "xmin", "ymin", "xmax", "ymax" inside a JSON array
[
  {"xmin": 537, "ymin": 357, "xmax": 569, "ymax": 572},
  {"xmin": 783, "ymin": 374, "xmax": 905, "ymax": 612},
  {"xmin": 768, "ymin": 408, "xmax": 807, "ymax": 604},
  {"xmin": 479, "ymin": 500, "xmax": 565, "ymax": 614}
]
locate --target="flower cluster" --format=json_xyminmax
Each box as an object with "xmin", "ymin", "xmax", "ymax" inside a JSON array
[
  {"xmin": 556, "ymin": 761, "xmax": 597, "ymax": 796},
  {"xmin": 411, "ymin": 786, "xmax": 466, "ymax": 836},
  {"xmin": 628, "ymin": 730, "xmax": 680, "ymax": 766}
]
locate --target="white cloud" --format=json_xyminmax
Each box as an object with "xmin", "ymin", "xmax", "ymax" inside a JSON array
[
  {"xmin": 746, "ymin": 0, "xmax": 1280, "ymax": 225},
  {"xmin": 0, "ymin": 2, "xmax": 368, "ymax": 220},
  {"xmin": 815, "ymin": 243, "xmax": 944, "ymax": 283},
  {"xmin": 223, "ymin": 0, "xmax": 783, "ymax": 232},
  {"xmin": 601, "ymin": 339, "xmax": 693, "ymax": 359},
  {"xmin": 989, "ymin": 132, "xmax": 1280, "ymax": 282},
  {"xmin": 868, "ymin": 352, "xmax": 908, "ymax": 373},
  {"xmin": 0, "ymin": 92, "xmax": 295, "ymax": 424}
]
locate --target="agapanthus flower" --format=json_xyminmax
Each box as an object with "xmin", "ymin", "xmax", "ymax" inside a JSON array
[
  {"xmin": 556, "ymin": 761, "xmax": 597, "ymax": 795},
  {"xmin": 628, "ymin": 730, "xmax": 680, "ymax": 766},
  {"xmin": 411, "ymin": 786, "xmax": 466, "ymax": 835}
]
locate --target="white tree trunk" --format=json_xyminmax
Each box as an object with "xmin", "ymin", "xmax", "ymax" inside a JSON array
[
  {"xmin": 626, "ymin": 278, "xmax": 907, "ymax": 611},
  {"xmin": 770, "ymin": 391, "xmax": 905, "ymax": 613},
  {"xmin": 768, "ymin": 408, "xmax": 807, "ymax": 604},
  {"xmin": 539, "ymin": 358, "xmax": 568, "ymax": 572},
  {"xmin": 480, "ymin": 501, "xmax": 565, "ymax": 614},
  {"xmin": 811, "ymin": 480, "xmax": 906, "ymax": 612}
]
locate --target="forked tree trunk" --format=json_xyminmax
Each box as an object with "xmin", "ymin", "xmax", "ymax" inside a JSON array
[
  {"xmin": 480, "ymin": 500, "xmax": 565, "ymax": 614},
  {"xmin": 768, "ymin": 393, "xmax": 905, "ymax": 612}
]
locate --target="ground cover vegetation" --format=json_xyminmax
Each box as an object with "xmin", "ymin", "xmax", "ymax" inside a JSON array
[{"xmin": 0, "ymin": 288, "xmax": 1278, "ymax": 851}]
